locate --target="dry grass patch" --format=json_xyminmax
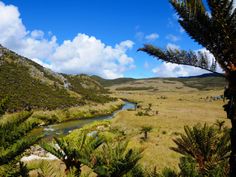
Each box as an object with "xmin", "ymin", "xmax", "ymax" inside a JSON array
[{"xmin": 110, "ymin": 84, "xmax": 229, "ymax": 171}]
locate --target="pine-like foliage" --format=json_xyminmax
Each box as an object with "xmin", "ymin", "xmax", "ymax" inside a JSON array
[
  {"xmin": 171, "ymin": 123, "xmax": 230, "ymax": 176},
  {"xmin": 88, "ymin": 141, "xmax": 142, "ymax": 177},
  {"xmin": 41, "ymin": 131, "xmax": 103, "ymax": 175},
  {"xmin": 139, "ymin": 0, "xmax": 236, "ymax": 74},
  {"xmin": 0, "ymin": 98, "xmax": 41, "ymax": 176}
]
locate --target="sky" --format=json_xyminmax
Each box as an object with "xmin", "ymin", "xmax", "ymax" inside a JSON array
[{"xmin": 0, "ymin": 0, "xmax": 233, "ymax": 79}]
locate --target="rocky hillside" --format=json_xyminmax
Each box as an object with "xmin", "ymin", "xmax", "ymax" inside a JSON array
[{"xmin": 0, "ymin": 45, "xmax": 110, "ymax": 112}]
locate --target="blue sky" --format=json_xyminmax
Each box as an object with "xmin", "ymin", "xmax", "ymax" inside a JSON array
[{"xmin": 0, "ymin": 0, "xmax": 214, "ymax": 78}]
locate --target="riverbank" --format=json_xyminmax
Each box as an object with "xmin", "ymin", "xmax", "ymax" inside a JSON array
[{"xmin": 32, "ymin": 99, "xmax": 124, "ymax": 124}]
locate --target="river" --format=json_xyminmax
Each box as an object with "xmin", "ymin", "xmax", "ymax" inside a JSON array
[{"xmin": 43, "ymin": 101, "xmax": 136, "ymax": 137}]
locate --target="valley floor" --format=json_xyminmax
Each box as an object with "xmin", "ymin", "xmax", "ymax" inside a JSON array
[
  {"xmin": 109, "ymin": 79, "xmax": 229, "ymax": 171},
  {"xmin": 6, "ymin": 78, "xmax": 228, "ymax": 176}
]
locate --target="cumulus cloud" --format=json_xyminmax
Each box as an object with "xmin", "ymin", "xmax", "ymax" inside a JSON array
[
  {"xmin": 152, "ymin": 63, "xmax": 208, "ymax": 77},
  {"xmin": 50, "ymin": 34, "xmax": 134, "ymax": 79},
  {"xmin": 145, "ymin": 33, "xmax": 159, "ymax": 41},
  {"xmin": 0, "ymin": 2, "xmax": 58, "ymax": 60},
  {"xmin": 0, "ymin": 1, "xmax": 135, "ymax": 79}
]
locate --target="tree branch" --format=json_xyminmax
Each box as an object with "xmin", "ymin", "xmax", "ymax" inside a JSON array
[{"xmin": 138, "ymin": 44, "xmax": 225, "ymax": 78}]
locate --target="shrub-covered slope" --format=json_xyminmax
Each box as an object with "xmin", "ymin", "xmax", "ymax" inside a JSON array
[{"xmin": 0, "ymin": 45, "xmax": 110, "ymax": 112}]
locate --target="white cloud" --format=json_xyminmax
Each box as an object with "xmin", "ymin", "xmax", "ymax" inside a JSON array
[
  {"xmin": 166, "ymin": 34, "xmax": 180, "ymax": 42},
  {"xmin": 145, "ymin": 33, "xmax": 159, "ymax": 41},
  {"xmin": 31, "ymin": 30, "xmax": 44, "ymax": 39},
  {"xmin": 0, "ymin": 1, "xmax": 135, "ymax": 79},
  {"xmin": 233, "ymin": 0, "xmax": 236, "ymax": 9},
  {"xmin": 152, "ymin": 63, "xmax": 207, "ymax": 77},
  {"xmin": 0, "ymin": 2, "xmax": 58, "ymax": 60},
  {"xmin": 50, "ymin": 34, "xmax": 134, "ymax": 79},
  {"xmin": 166, "ymin": 43, "xmax": 180, "ymax": 50}
]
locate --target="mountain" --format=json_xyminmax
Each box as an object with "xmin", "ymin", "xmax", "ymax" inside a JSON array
[{"xmin": 0, "ymin": 45, "xmax": 110, "ymax": 112}]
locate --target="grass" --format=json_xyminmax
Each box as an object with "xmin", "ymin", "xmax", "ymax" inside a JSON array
[
  {"xmin": 116, "ymin": 86, "xmax": 154, "ymax": 91},
  {"xmin": 13, "ymin": 75, "xmax": 228, "ymax": 175},
  {"xmin": 31, "ymin": 99, "xmax": 124, "ymax": 123},
  {"xmin": 108, "ymin": 78, "xmax": 229, "ymax": 171}
]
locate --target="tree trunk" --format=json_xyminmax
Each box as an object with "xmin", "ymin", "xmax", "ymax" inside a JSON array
[
  {"xmin": 225, "ymin": 71, "xmax": 236, "ymax": 177},
  {"xmin": 144, "ymin": 131, "xmax": 148, "ymax": 140}
]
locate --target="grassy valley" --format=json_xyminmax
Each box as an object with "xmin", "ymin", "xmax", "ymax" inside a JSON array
[
  {"xmin": 107, "ymin": 78, "xmax": 228, "ymax": 171},
  {"xmin": 0, "ymin": 46, "xmax": 229, "ymax": 176}
]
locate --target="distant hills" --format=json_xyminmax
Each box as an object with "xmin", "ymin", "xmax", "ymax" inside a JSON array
[
  {"xmin": 92, "ymin": 73, "xmax": 226, "ymax": 91},
  {"xmin": 0, "ymin": 45, "xmax": 110, "ymax": 112},
  {"xmin": 91, "ymin": 75, "xmax": 135, "ymax": 87},
  {"xmin": 178, "ymin": 73, "xmax": 224, "ymax": 78}
]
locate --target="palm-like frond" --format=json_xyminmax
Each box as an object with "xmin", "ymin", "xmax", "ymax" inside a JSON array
[
  {"xmin": 37, "ymin": 160, "xmax": 58, "ymax": 177},
  {"xmin": 0, "ymin": 102, "xmax": 41, "ymax": 176},
  {"xmin": 0, "ymin": 135, "xmax": 40, "ymax": 165},
  {"xmin": 41, "ymin": 131, "xmax": 103, "ymax": 174},
  {"xmin": 139, "ymin": 0, "xmax": 236, "ymax": 74},
  {"xmin": 0, "ymin": 110, "xmax": 41, "ymax": 166},
  {"xmin": 170, "ymin": 0, "xmax": 236, "ymax": 70},
  {"xmin": 89, "ymin": 141, "xmax": 142, "ymax": 177},
  {"xmin": 171, "ymin": 123, "xmax": 230, "ymax": 174},
  {"xmin": 138, "ymin": 45, "xmax": 222, "ymax": 76}
]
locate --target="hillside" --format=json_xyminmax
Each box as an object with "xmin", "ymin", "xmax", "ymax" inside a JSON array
[
  {"xmin": 0, "ymin": 45, "xmax": 111, "ymax": 112},
  {"xmin": 93, "ymin": 73, "xmax": 226, "ymax": 91},
  {"xmin": 91, "ymin": 75, "xmax": 135, "ymax": 87}
]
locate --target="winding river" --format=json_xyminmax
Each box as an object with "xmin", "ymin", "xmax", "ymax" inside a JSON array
[{"xmin": 43, "ymin": 101, "xmax": 136, "ymax": 137}]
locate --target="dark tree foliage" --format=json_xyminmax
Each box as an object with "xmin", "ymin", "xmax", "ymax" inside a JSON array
[{"xmin": 139, "ymin": 0, "xmax": 236, "ymax": 175}]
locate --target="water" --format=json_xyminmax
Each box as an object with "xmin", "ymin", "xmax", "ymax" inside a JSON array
[{"xmin": 43, "ymin": 101, "xmax": 136, "ymax": 137}]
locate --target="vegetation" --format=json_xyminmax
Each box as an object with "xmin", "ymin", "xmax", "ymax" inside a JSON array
[
  {"xmin": 140, "ymin": 126, "xmax": 153, "ymax": 140},
  {"xmin": 0, "ymin": 46, "xmax": 116, "ymax": 112},
  {"xmin": 165, "ymin": 76, "xmax": 226, "ymax": 91},
  {"xmin": 39, "ymin": 124, "xmax": 142, "ymax": 177},
  {"xmin": 92, "ymin": 75, "xmax": 135, "ymax": 87},
  {"xmin": 116, "ymin": 86, "xmax": 154, "ymax": 91},
  {"xmin": 172, "ymin": 123, "xmax": 230, "ymax": 176},
  {"xmin": 0, "ymin": 56, "xmax": 80, "ymax": 112},
  {"xmin": 34, "ymin": 119, "xmax": 230, "ymax": 177},
  {"xmin": 88, "ymin": 141, "xmax": 142, "ymax": 177},
  {"xmin": 41, "ymin": 132, "xmax": 103, "ymax": 175},
  {"xmin": 0, "ymin": 98, "xmax": 41, "ymax": 176},
  {"xmin": 63, "ymin": 74, "xmax": 106, "ymax": 94},
  {"xmin": 139, "ymin": 0, "xmax": 235, "ymax": 175}
]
